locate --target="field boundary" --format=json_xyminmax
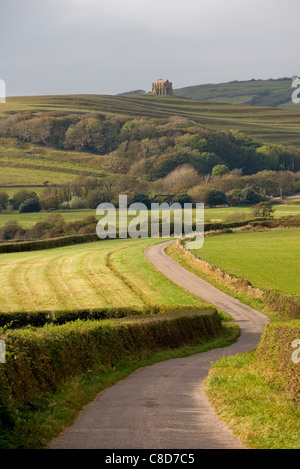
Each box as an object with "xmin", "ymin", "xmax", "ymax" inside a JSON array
[{"xmin": 173, "ymin": 238, "xmax": 300, "ymax": 320}]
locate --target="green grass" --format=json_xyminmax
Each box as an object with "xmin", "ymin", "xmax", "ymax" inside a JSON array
[
  {"xmin": 174, "ymin": 79, "xmax": 294, "ymax": 108},
  {"xmin": 3, "ymin": 320, "xmax": 239, "ymax": 449},
  {"xmin": 1, "ymin": 205, "xmax": 299, "ymax": 230},
  {"xmin": 192, "ymin": 229, "xmax": 300, "ymax": 295},
  {"xmin": 3, "ymin": 94, "xmax": 300, "ymax": 147},
  {"xmin": 0, "ymin": 238, "xmax": 208, "ymax": 313},
  {"xmin": 0, "ymin": 139, "xmax": 109, "ymax": 187},
  {"xmin": 206, "ymin": 351, "xmax": 300, "ymax": 449},
  {"xmin": 0, "ymin": 209, "xmax": 97, "ymax": 229}
]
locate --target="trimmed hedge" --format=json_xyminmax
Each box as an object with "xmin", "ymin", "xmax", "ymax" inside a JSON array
[
  {"xmin": 254, "ymin": 321, "xmax": 300, "ymax": 399},
  {"xmin": 0, "ymin": 233, "xmax": 100, "ymax": 254},
  {"xmin": 264, "ymin": 291, "xmax": 300, "ymax": 320},
  {"xmin": 0, "ymin": 311, "xmax": 223, "ymax": 409},
  {"xmin": 0, "ymin": 305, "xmax": 212, "ymax": 329}
]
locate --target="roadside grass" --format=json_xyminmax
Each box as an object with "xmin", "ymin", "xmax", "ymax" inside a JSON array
[
  {"xmin": 166, "ymin": 241, "xmax": 265, "ymax": 314},
  {"xmin": 205, "ymin": 351, "xmax": 300, "ymax": 449},
  {"xmin": 166, "ymin": 233, "xmax": 300, "ymax": 449},
  {"xmin": 1, "ymin": 320, "xmax": 239, "ymax": 449}
]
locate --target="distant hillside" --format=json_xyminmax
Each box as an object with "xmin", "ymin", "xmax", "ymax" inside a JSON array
[
  {"xmin": 174, "ymin": 78, "xmax": 294, "ymax": 107},
  {"xmin": 3, "ymin": 93, "xmax": 300, "ymax": 147},
  {"xmin": 117, "ymin": 89, "xmax": 146, "ymax": 96}
]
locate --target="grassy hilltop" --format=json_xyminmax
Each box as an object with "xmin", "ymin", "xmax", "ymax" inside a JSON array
[{"xmin": 174, "ymin": 78, "xmax": 296, "ymax": 108}]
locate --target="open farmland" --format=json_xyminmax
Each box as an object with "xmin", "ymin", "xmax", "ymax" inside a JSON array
[
  {"xmin": 2, "ymin": 94, "xmax": 300, "ymax": 147},
  {"xmin": 0, "ymin": 139, "xmax": 109, "ymax": 188},
  {"xmin": 0, "ymin": 205, "xmax": 299, "ymax": 230},
  {"xmin": 0, "ymin": 238, "xmax": 207, "ymax": 313},
  {"xmin": 192, "ymin": 228, "xmax": 300, "ymax": 295}
]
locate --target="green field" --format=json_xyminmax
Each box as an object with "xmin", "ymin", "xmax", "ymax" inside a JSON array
[
  {"xmin": 0, "ymin": 139, "xmax": 109, "ymax": 188},
  {"xmin": 192, "ymin": 229, "xmax": 300, "ymax": 295},
  {"xmin": 3, "ymin": 94, "xmax": 300, "ymax": 147},
  {"xmin": 174, "ymin": 79, "xmax": 294, "ymax": 108},
  {"xmin": 0, "ymin": 238, "xmax": 208, "ymax": 313},
  {"xmin": 0, "ymin": 205, "xmax": 299, "ymax": 230}
]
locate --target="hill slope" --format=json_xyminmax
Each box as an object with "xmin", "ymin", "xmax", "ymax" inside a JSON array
[
  {"xmin": 2, "ymin": 93, "xmax": 300, "ymax": 147},
  {"xmin": 174, "ymin": 78, "xmax": 295, "ymax": 108}
]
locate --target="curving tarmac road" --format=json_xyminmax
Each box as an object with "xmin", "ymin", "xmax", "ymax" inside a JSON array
[{"xmin": 48, "ymin": 241, "xmax": 269, "ymax": 450}]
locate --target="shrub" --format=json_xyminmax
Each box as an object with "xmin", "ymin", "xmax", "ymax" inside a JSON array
[
  {"xmin": 19, "ymin": 197, "xmax": 41, "ymax": 213},
  {"xmin": 0, "ymin": 311, "xmax": 222, "ymax": 410},
  {"xmin": 0, "ymin": 192, "xmax": 9, "ymax": 211},
  {"xmin": 10, "ymin": 190, "xmax": 38, "ymax": 211},
  {"xmin": 204, "ymin": 189, "xmax": 227, "ymax": 207}
]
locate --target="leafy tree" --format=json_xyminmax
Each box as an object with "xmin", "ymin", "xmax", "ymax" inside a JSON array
[
  {"xmin": 172, "ymin": 193, "xmax": 193, "ymax": 206},
  {"xmin": 132, "ymin": 194, "xmax": 152, "ymax": 209},
  {"xmin": 204, "ymin": 190, "xmax": 227, "ymax": 207},
  {"xmin": 19, "ymin": 197, "xmax": 41, "ymax": 213},
  {"xmin": 212, "ymin": 165, "xmax": 230, "ymax": 177},
  {"xmin": 240, "ymin": 187, "xmax": 260, "ymax": 205},
  {"xmin": 0, "ymin": 221, "xmax": 24, "ymax": 241},
  {"xmin": 85, "ymin": 189, "xmax": 110, "ymax": 209},
  {"xmin": 0, "ymin": 192, "xmax": 9, "ymax": 211},
  {"xmin": 227, "ymin": 189, "xmax": 242, "ymax": 206},
  {"xmin": 10, "ymin": 190, "xmax": 38, "ymax": 210},
  {"xmin": 252, "ymin": 201, "xmax": 275, "ymax": 218}
]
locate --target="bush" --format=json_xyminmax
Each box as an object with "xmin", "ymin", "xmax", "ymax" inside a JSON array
[
  {"xmin": 19, "ymin": 197, "xmax": 41, "ymax": 213},
  {"xmin": 0, "ymin": 311, "xmax": 222, "ymax": 408},
  {"xmin": 252, "ymin": 201, "xmax": 275, "ymax": 218},
  {"xmin": 0, "ymin": 192, "xmax": 9, "ymax": 211},
  {"xmin": 10, "ymin": 190, "xmax": 38, "ymax": 211},
  {"xmin": 204, "ymin": 189, "xmax": 227, "ymax": 207}
]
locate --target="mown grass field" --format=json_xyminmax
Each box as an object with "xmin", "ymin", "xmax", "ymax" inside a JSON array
[
  {"xmin": 192, "ymin": 228, "xmax": 300, "ymax": 295},
  {"xmin": 2, "ymin": 94, "xmax": 300, "ymax": 147},
  {"xmin": 0, "ymin": 238, "xmax": 208, "ymax": 313}
]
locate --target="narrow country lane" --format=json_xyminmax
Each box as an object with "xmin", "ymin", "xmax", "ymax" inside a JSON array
[{"xmin": 48, "ymin": 241, "xmax": 269, "ymax": 449}]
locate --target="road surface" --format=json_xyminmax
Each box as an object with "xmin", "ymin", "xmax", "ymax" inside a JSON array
[{"xmin": 48, "ymin": 241, "xmax": 269, "ymax": 449}]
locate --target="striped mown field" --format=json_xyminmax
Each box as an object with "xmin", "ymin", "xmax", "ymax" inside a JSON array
[
  {"xmin": 3, "ymin": 94, "xmax": 300, "ymax": 147},
  {"xmin": 0, "ymin": 238, "xmax": 206, "ymax": 313}
]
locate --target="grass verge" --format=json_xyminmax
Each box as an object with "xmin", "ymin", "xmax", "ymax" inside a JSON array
[
  {"xmin": 206, "ymin": 350, "xmax": 300, "ymax": 449},
  {"xmin": 166, "ymin": 240, "xmax": 266, "ymax": 314}
]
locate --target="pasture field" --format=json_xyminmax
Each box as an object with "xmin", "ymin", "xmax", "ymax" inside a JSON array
[
  {"xmin": 2, "ymin": 94, "xmax": 300, "ymax": 147},
  {"xmin": 0, "ymin": 238, "xmax": 207, "ymax": 313},
  {"xmin": 192, "ymin": 228, "xmax": 300, "ymax": 295},
  {"xmin": 0, "ymin": 139, "xmax": 109, "ymax": 188},
  {"xmin": 174, "ymin": 79, "xmax": 294, "ymax": 108},
  {"xmin": 0, "ymin": 204, "xmax": 299, "ymax": 230}
]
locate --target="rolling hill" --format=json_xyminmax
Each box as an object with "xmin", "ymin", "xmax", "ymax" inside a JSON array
[
  {"xmin": 2, "ymin": 93, "xmax": 300, "ymax": 147},
  {"xmin": 174, "ymin": 78, "xmax": 296, "ymax": 108}
]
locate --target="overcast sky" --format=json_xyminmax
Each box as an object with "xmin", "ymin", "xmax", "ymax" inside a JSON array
[{"xmin": 1, "ymin": 0, "xmax": 299, "ymax": 96}]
